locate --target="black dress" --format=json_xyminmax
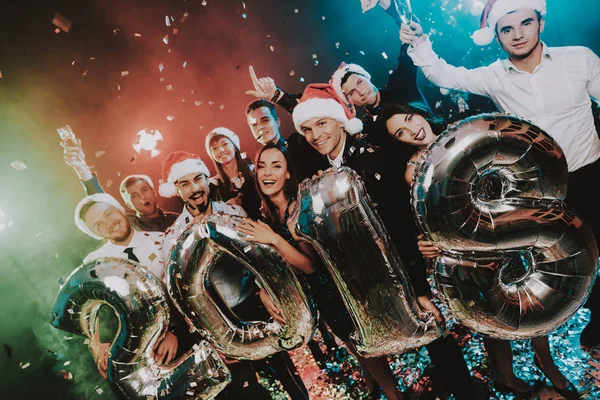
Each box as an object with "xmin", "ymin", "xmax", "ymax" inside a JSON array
[
  {"xmin": 276, "ymin": 200, "xmax": 355, "ymax": 342},
  {"xmin": 210, "ymin": 160, "xmax": 263, "ymax": 221}
]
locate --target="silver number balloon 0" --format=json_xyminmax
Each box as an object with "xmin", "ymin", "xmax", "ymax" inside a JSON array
[
  {"xmin": 293, "ymin": 167, "xmax": 442, "ymax": 357},
  {"xmin": 167, "ymin": 213, "xmax": 316, "ymax": 360},
  {"xmin": 411, "ymin": 113, "xmax": 598, "ymax": 339},
  {"xmin": 50, "ymin": 257, "xmax": 231, "ymax": 399}
]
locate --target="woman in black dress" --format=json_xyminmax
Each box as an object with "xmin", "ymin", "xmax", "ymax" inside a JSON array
[
  {"xmin": 236, "ymin": 143, "xmax": 404, "ymax": 400},
  {"xmin": 205, "ymin": 127, "xmax": 262, "ymax": 220}
]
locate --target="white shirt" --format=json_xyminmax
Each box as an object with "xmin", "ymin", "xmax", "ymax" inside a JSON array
[
  {"xmin": 83, "ymin": 230, "xmax": 167, "ymax": 282},
  {"xmin": 164, "ymin": 201, "xmax": 252, "ymax": 308},
  {"xmin": 327, "ymin": 134, "xmax": 347, "ymax": 168},
  {"xmin": 408, "ymin": 38, "xmax": 600, "ymax": 172}
]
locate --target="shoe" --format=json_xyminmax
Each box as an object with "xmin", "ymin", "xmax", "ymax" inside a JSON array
[
  {"xmin": 493, "ymin": 380, "xmax": 535, "ymax": 398},
  {"xmin": 533, "ymin": 357, "xmax": 581, "ymax": 400}
]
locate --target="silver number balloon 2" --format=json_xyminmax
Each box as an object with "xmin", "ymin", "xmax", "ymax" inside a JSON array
[
  {"xmin": 412, "ymin": 113, "xmax": 598, "ymax": 339},
  {"xmin": 293, "ymin": 167, "xmax": 442, "ymax": 357},
  {"xmin": 167, "ymin": 213, "xmax": 316, "ymax": 360},
  {"xmin": 50, "ymin": 257, "xmax": 231, "ymax": 399}
]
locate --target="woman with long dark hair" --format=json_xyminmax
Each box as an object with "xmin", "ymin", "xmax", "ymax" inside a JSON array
[
  {"xmin": 205, "ymin": 127, "xmax": 262, "ymax": 220},
  {"xmin": 378, "ymin": 102, "xmax": 580, "ymax": 399},
  {"xmin": 236, "ymin": 143, "xmax": 404, "ymax": 400}
]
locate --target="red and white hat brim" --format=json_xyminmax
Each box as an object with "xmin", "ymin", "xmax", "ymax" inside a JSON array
[
  {"xmin": 330, "ymin": 63, "xmax": 371, "ymax": 101},
  {"xmin": 205, "ymin": 127, "xmax": 241, "ymax": 160},
  {"xmin": 292, "ymin": 98, "xmax": 363, "ymax": 135}
]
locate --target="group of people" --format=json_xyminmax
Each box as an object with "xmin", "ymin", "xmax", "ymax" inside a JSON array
[{"xmin": 61, "ymin": 0, "xmax": 599, "ymax": 399}]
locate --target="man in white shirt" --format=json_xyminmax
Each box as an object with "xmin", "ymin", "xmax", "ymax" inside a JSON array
[
  {"xmin": 401, "ymin": 0, "xmax": 600, "ymax": 349},
  {"xmin": 74, "ymin": 193, "xmax": 180, "ymax": 379},
  {"xmin": 158, "ymin": 151, "xmax": 310, "ymax": 400}
]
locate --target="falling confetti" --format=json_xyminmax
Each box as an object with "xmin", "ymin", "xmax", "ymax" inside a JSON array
[
  {"xmin": 165, "ymin": 15, "xmax": 171, "ymax": 26},
  {"xmin": 52, "ymin": 13, "xmax": 72, "ymax": 33},
  {"xmin": 289, "ymin": 71, "xmax": 295, "ymax": 76},
  {"xmin": 121, "ymin": 71, "xmax": 129, "ymax": 76},
  {"xmin": 10, "ymin": 160, "xmax": 27, "ymax": 171},
  {"xmin": 270, "ymin": 45, "xmax": 275, "ymax": 52},
  {"xmin": 20, "ymin": 362, "xmax": 30, "ymax": 369},
  {"xmin": 163, "ymin": 35, "xmax": 169, "ymax": 44},
  {"xmin": 106, "ymin": 179, "xmax": 113, "ymax": 187},
  {"xmin": 134, "ymin": 33, "xmax": 141, "ymax": 37},
  {"xmin": 382, "ymin": 52, "xmax": 388, "ymax": 59},
  {"xmin": 183, "ymin": 61, "xmax": 187, "ymax": 68},
  {"xmin": 95, "ymin": 150, "xmax": 106, "ymax": 158},
  {"xmin": 194, "ymin": 100, "xmax": 203, "ymax": 106},
  {"xmin": 158, "ymin": 63, "xmax": 164, "ymax": 72}
]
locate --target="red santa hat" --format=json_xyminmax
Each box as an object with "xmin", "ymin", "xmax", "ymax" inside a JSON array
[
  {"xmin": 119, "ymin": 174, "xmax": 154, "ymax": 204},
  {"xmin": 330, "ymin": 62, "xmax": 372, "ymax": 102},
  {"xmin": 204, "ymin": 127, "xmax": 241, "ymax": 160},
  {"xmin": 74, "ymin": 193, "xmax": 126, "ymax": 240},
  {"xmin": 472, "ymin": 0, "xmax": 547, "ymax": 45},
  {"xmin": 292, "ymin": 83, "xmax": 363, "ymax": 135},
  {"xmin": 158, "ymin": 151, "xmax": 210, "ymax": 198}
]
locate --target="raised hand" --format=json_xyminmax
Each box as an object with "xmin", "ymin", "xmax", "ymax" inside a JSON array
[
  {"xmin": 400, "ymin": 20, "xmax": 425, "ymax": 46},
  {"xmin": 61, "ymin": 138, "xmax": 93, "ymax": 180},
  {"xmin": 245, "ymin": 65, "xmax": 277, "ymax": 100}
]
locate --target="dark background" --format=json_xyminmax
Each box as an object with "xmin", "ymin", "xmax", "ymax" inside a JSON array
[{"xmin": 0, "ymin": 0, "xmax": 598, "ymax": 398}]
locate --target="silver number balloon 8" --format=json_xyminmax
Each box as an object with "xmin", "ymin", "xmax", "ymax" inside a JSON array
[
  {"xmin": 411, "ymin": 114, "xmax": 598, "ymax": 339},
  {"xmin": 167, "ymin": 213, "xmax": 316, "ymax": 360},
  {"xmin": 50, "ymin": 257, "xmax": 231, "ymax": 399},
  {"xmin": 293, "ymin": 167, "xmax": 442, "ymax": 357}
]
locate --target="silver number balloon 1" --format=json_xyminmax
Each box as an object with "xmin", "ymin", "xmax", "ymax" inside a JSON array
[
  {"xmin": 167, "ymin": 213, "xmax": 316, "ymax": 360},
  {"xmin": 411, "ymin": 113, "xmax": 599, "ymax": 339},
  {"xmin": 293, "ymin": 167, "xmax": 442, "ymax": 357},
  {"xmin": 50, "ymin": 257, "xmax": 231, "ymax": 399}
]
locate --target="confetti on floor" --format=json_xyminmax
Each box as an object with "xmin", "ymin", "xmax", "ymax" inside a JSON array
[{"xmin": 256, "ymin": 308, "xmax": 600, "ymax": 399}]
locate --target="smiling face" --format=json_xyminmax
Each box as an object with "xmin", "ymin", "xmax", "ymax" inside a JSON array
[
  {"xmin": 248, "ymin": 106, "xmax": 281, "ymax": 145},
  {"xmin": 256, "ymin": 147, "xmax": 290, "ymax": 198},
  {"xmin": 496, "ymin": 9, "xmax": 544, "ymax": 60},
  {"xmin": 341, "ymin": 73, "xmax": 378, "ymax": 107},
  {"xmin": 300, "ymin": 117, "xmax": 345, "ymax": 157},
  {"xmin": 83, "ymin": 202, "xmax": 132, "ymax": 243},
  {"xmin": 124, "ymin": 179, "xmax": 157, "ymax": 216},
  {"xmin": 209, "ymin": 136, "xmax": 236, "ymax": 164},
  {"xmin": 175, "ymin": 172, "xmax": 211, "ymax": 212},
  {"xmin": 385, "ymin": 113, "xmax": 436, "ymax": 147}
]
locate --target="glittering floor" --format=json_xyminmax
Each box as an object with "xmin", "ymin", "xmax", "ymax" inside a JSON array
[{"xmin": 259, "ymin": 307, "xmax": 600, "ymax": 399}]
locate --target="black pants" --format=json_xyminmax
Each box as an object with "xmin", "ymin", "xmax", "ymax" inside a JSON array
[
  {"xmin": 566, "ymin": 158, "xmax": 600, "ymax": 320},
  {"xmin": 216, "ymin": 360, "xmax": 271, "ymax": 400},
  {"xmin": 232, "ymin": 294, "xmax": 309, "ymax": 400},
  {"xmin": 425, "ymin": 335, "xmax": 476, "ymax": 400}
]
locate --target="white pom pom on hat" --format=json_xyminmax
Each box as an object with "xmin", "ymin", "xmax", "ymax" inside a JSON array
[
  {"xmin": 292, "ymin": 83, "xmax": 363, "ymax": 136},
  {"xmin": 472, "ymin": 0, "xmax": 547, "ymax": 46}
]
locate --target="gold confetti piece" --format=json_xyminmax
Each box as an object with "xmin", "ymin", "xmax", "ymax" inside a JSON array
[
  {"xmin": 183, "ymin": 61, "xmax": 187, "ymax": 68},
  {"xmin": 219, "ymin": 104, "xmax": 225, "ymax": 110},
  {"xmin": 134, "ymin": 33, "xmax": 141, "ymax": 37},
  {"xmin": 63, "ymin": 361, "xmax": 71, "ymax": 366},
  {"xmin": 20, "ymin": 362, "xmax": 30, "ymax": 369},
  {"xmin": 95, "ymin": 150, "xmax": 106, "ymax": 158},
  {"xmin": 54, "ymin": 28, "xmax": 61, "ymax": 34},
  {"xmin": 244, "ymin": 245, "xmax": 252, "ymax": 253},
  {"xmin": 269, "ymin": 45, "xmax": 275, "ymax": 51},
  {"xmin": 106, "ymin": 179, "xmax": 113, "ymax": 187},
  {"xmin": 89, "ymin": 57, "xmax": 96, "ymax": 60},
  {"xmin": 61, "ymin": 370, "xmax": 73, "ymax": 380},
  {"xmin": 163, "ymin": 35, "xmax": 169, "ymax": 44},
  {"xmin": 52, "ymin": 13, "xmax": 72, "ymax": 33},
  {"xmin": 173, "ymin": 28, "xmax": 179, "ymax": 34},
  {"xmin": 180, "ymin": 12, "xmax": 189, "ymax": 23},
  {"xmin": 112, "ymin": 28, "xmax": 120, "ymax": 35},
  {"xmin": 166, "ymin": 85, "xmax": 173, "ymax": 91},
  {"xmin": 194, "ymin": 100, "xmax": 203, "ymax": 106},
  {"xmin": 166, "ymin": 115, "xmax": 175, "ymax": 121},
  {"xmin": 82, "ymin": 69, "xmax": 88, "ymax": 76},
  {"xmin": 158, "ymin": 63, "xmax": 164, "ymax": 72},
  {"xmin": 10, "ymin": 160, "xmax": 27, "ymax": 171},
  {"xmin": 201, "ymin": 0, "xmax": 207, "ymax": 5},
  {"xmin": 148, "ymin": 253, "xmax": 157, "ymax": 262},
  {"xmin": 121, "ymin": 71, "xmax": 129, "ymax": 76},
  {"xmin": 289, "ymin": 70, "xmax": 295, "ymax": 76}
]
